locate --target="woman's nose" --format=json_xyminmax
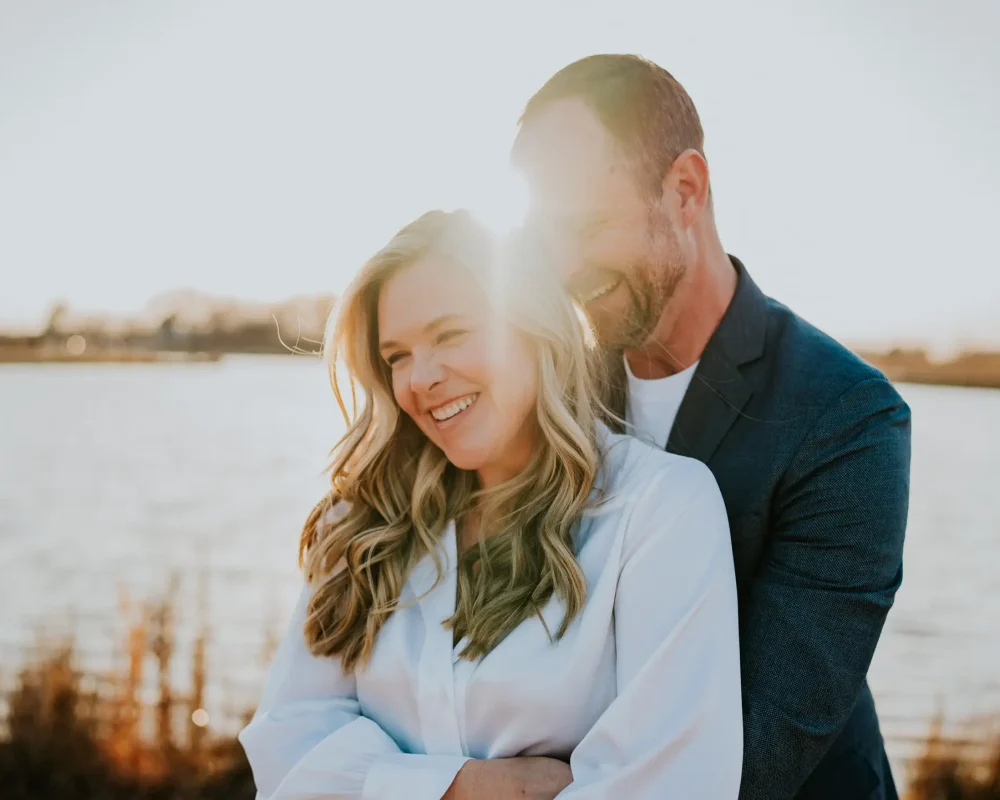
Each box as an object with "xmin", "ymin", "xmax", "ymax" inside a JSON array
[{"xmin": 409, "ymin": 352, "xmax": 445, "ymax": 394}]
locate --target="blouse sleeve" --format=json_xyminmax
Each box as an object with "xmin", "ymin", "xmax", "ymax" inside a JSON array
[
  {"xmin": 238, "ymin": 583, "xmax": 469, "ymax": 800},
  {"xmin": 556, "ymin": 458, "xmax": 743, "ymax": 799}
]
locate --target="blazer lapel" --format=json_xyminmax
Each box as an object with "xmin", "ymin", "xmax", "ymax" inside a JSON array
[
  {"xmin": 667, "ymin": 345, "xmax": 752, "ymax": 463},
  {"xmin": 666, "ymin": 257, "xmax": 768, "ymax": 463}
]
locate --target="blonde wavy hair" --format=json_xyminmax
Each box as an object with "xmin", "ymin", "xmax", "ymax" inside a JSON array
[{"xmin": 300, "ymin": 209, "xmax": 609, "ymax": 672}]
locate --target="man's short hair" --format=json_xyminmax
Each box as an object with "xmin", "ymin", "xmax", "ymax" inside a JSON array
[{"xmin": 517, "ymin": 54, "xmax": 706, "ymax": 196}]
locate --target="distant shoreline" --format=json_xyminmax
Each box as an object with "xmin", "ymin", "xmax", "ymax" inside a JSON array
[
  {"xmin": 856, "ymin": 348, "xmax": 1000, "ymax": 391},
  {"xmin": 0, "ymin": 345, "xmax": 223, "ymax": 364},
  {"xmin": 3, "ymin": 342, "xmax": 1000, "ymax": 391}
]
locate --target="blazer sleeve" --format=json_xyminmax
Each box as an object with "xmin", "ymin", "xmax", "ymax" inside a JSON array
[
  {"xmin": 238, "ymin": 584, "xmax": 469, "ymax": 800},
  {"xmin": 555, "ymin": 458, "xmax": 743, "ymax": 799},
  {"xmin": 738, "ymin": 376, "xmax": 911, "ymax": 798}
]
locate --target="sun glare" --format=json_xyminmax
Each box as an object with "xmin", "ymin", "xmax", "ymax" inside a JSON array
[
  {"xmin": 469, "ymin": 168, "xmax": 530, "ymax": 237},
  {"xmin": 574, "ymin": 303, "xmax": 597, "ymax": 348}
]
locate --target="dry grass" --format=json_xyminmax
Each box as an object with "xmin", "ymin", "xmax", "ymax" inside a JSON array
[
  {"xmin": 905, "ymin": 715, "xmax": 1000, "ymax": 799},
  {"xmin": 0, "ymin": 579, "xmax": 257, "ymax": 799},
  {"xmin": 3, "ymin": 581, "xmax": 999, "ymax": 799}
]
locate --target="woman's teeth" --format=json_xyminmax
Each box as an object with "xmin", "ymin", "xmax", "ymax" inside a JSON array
[
  {"xmin": 583, "ymin": 280, "xmax": 618, "ymax": 303},
  {"xmin": 430, "ymin": 394, "xmax": 478, "ymax": 422}
]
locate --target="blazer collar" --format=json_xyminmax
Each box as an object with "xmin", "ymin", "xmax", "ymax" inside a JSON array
[{"xmin": 666, "ymin": 256, "xmax": 767, "ymax": 462}]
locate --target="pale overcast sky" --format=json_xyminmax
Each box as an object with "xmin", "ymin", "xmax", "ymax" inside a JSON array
[{"xmin": 1, "ymin": 0, "xmax": 997, "ymax": 345}]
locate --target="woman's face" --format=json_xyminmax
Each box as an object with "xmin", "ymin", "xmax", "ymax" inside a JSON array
[{"xmin": 377, "ymin": 256, "xmax": 540, "ymax": 485}]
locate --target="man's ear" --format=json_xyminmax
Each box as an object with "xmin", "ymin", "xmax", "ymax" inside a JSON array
[{"xmin": 662, "ymin": 149, "xmax": 710, "ymax": 226}]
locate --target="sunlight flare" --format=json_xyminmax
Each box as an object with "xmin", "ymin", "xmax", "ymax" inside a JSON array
[{"xmin": 468, "ymin": 167, "xmax": 529, "ymax": 237}]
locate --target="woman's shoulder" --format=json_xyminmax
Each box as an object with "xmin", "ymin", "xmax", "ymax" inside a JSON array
[
  {"xmin": 595, "ymin": 427, "xmax": 729, "ymax": 562},
  {"xmin": 597, "ymin": 425, "xmax": 719, "ymax": 503}
]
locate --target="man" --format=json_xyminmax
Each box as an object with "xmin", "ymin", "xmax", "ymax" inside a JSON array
[{"xmin": 512, "ymin": 55, "xmax": 911, "ymax": 799}]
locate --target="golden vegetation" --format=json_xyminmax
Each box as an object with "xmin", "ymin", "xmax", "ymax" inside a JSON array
[
  {"xmin": 0, "ymin": 580, "xmax": 257, "ymax": 799},
  {"xmin": 906, "ymin": 716, "xmax": 1000, "ymax": 799},
  {"xmin": 1, "ymin": 579, "xmax": 998, "ymax": 798}
]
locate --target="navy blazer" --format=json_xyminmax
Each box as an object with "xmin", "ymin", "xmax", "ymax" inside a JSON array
[{"xmin": 659, "ymin": 259, "xmax": 911, "ymax": 799}]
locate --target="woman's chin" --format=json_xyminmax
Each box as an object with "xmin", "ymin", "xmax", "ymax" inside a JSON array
[
  {"xmin": 443, "ymin": 449, "xmax": 488, "ymax": 473},
  {"xmin": 439, "ymin": 440, "xmax": 495, "ymax": 473}
]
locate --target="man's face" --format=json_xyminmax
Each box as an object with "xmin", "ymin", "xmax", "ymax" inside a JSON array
[{"xmin": 515, "ymin": 99, "xmax": 687, "ymax": 350}]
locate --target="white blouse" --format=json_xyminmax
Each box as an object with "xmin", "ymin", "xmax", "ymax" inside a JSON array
[{"xmin": 239, "ymin": 430, "xmax": 742, "ymax": 799}]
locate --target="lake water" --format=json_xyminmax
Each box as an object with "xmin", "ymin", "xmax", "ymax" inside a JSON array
[{"xmin": 1, "ymin": 356, "xmax": 998, "ymax": 773}]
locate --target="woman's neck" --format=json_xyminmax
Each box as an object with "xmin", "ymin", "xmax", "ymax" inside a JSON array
[
  {"xmin": 475, "ymin": 423, "xmax": 538, "ymax": 491},
  {"xmin": 456, "ymin": 509, "xmax": 483, "ymax": 557},
  {"xmin": 475, "ymin": 464, "xmax": 514, "ymax": 491}
]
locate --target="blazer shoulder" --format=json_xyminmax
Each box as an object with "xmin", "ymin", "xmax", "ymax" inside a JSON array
[{"xmin": 763, "ymin": 296, "xmax": 900, "ymax": 406}]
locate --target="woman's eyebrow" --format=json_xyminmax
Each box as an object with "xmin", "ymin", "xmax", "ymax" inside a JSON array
[{"xmin": 424, "ymin": 314, "xmax": 465, "ymax": 333}]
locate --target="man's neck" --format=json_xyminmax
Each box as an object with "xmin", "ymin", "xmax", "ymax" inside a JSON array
[{"xmin": 625, "ymin": 246, "xmax": 738, "ymax": 380}]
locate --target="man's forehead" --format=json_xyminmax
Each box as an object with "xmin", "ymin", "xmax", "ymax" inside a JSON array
[{"xmin": 514, "ymin": 99, "xmax": 623, "ymax": 201}]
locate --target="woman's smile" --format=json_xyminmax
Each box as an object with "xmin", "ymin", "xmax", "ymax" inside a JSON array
[{"xmin": 428, "ymin": 392, "xmax": 480, "ymax": 428}]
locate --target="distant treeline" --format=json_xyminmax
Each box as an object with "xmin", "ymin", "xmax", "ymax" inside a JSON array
[
  {"xmin": 857, "ymin": 348, "xmax": 1000, "ymax": 390},
  {"xmin": 2, "ymin": 294, "xmax": 999, "ymax": 390},
  {"xmin": 0, "ymin": 292, "xmax": 336, "ymax": 357}
]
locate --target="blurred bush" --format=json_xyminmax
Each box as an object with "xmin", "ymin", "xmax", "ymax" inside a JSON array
[
  {"xmin": 907, "ymin": 715, "xmax": 1000, "ymax": 799},
  {"xmin": 0, "ymin": 582, "xmax": 256, "ymax": 799},
  {"xmin": 3, "ymin": 579, "xmax": 999, "ymax": 799}
]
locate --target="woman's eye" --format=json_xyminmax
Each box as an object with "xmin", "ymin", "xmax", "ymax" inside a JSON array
[{"xmin": 385, "ymin": 352, "xmax": 407, "ymax": 366}]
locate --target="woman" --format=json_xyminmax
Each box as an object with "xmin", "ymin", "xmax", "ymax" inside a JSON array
[{"xmin": 239, "ymin": 210, "xmax": 742, "ymax": 799}]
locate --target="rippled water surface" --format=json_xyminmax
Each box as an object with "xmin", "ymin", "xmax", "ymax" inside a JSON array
[{"xmin": 2, "ymin": 357, "xmax": 998, "ymax": 771}]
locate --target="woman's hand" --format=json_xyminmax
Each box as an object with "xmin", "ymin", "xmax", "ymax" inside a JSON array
[{"xmin": 444, "ymin": 756, "xmax": 573, "ymax": 800}]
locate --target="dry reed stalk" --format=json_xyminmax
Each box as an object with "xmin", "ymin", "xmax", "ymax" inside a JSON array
[{"xmin": 0, "ymin": 578, "xmax": 254, "ymax": 799}]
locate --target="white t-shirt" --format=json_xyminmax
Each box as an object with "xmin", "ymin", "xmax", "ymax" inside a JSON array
[{"xmin": 625, "ymin": 356, "xmax": 700, "ymax": 450}]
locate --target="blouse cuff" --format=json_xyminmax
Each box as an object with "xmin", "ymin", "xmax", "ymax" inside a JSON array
[{"xmin": 362, "ymin": 753, "xmax": 471, "ymax": 800}]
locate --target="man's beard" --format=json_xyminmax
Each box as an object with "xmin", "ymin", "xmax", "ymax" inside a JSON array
[
  {"xmin": 589, "ymin": 255, "xmax": 685, "ymax": 428},
  {"xmin": 593, "ymin": 255, "xmax": 686, "ymax": 350}
]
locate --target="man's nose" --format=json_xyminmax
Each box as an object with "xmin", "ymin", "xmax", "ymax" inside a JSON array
[{"xmin": 409, "ymin": 351, "xmax": 445, "ymax": 394}]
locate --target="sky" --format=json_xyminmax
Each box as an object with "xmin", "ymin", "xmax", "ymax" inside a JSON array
[{"xmin": 1, "ymin": 0, "xmax": 997, "ymax": 346}]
